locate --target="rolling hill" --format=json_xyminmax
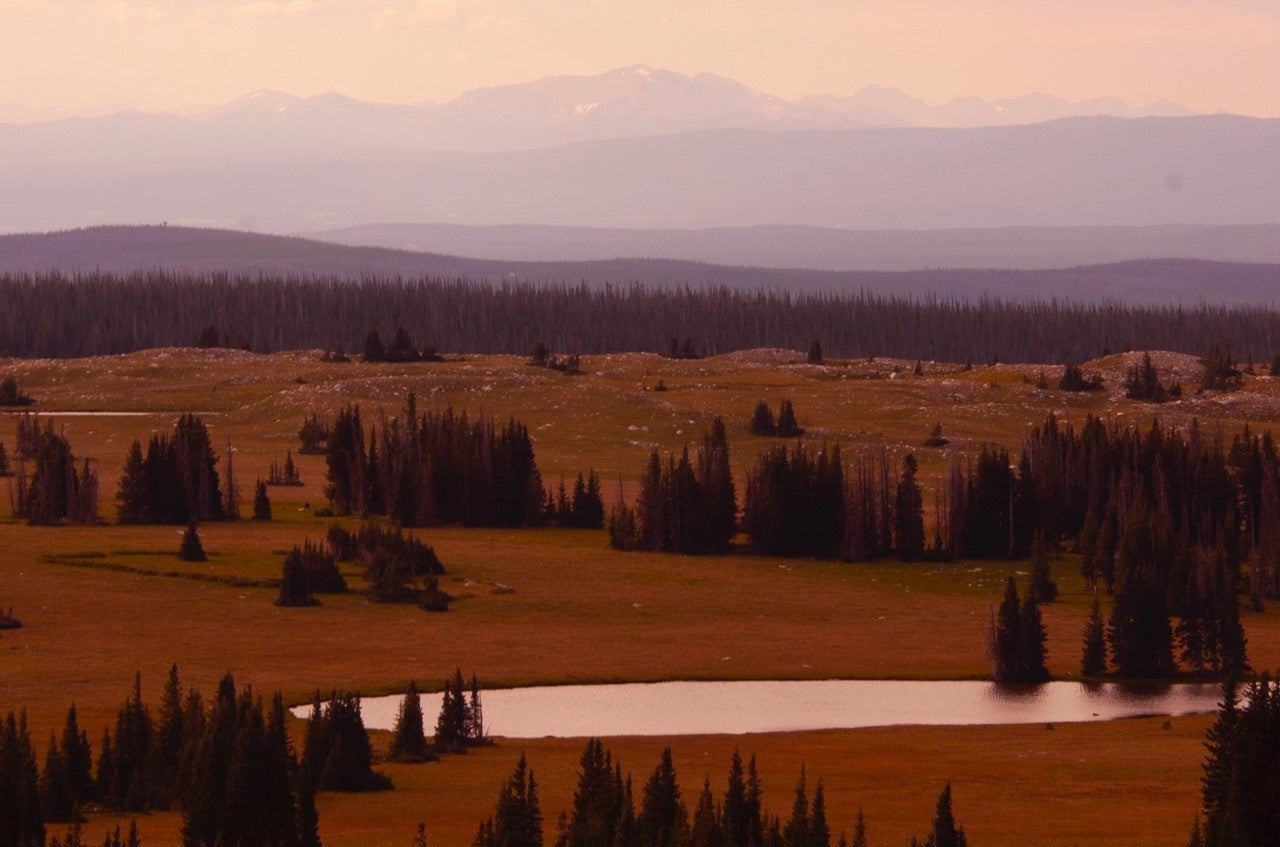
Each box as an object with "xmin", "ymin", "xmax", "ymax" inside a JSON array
[{"xmin": 4, "ymin": 225, "xmax": 1280, "ymax": 304}]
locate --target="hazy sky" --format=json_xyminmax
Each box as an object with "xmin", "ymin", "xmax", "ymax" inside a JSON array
[{"xmin": 2, "ymin": 0, "xmax": 1278, "ymax": 116}]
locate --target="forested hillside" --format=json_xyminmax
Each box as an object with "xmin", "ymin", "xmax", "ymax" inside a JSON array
[{"xmin": 5, "ymin": 271, "xmax": 1280, "ymax": 361}]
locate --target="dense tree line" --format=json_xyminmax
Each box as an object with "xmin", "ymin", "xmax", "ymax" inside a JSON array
[
  {"xmin": 472, "ymin": 741, "xmax": 965, "ymax": 847},
  {"xmin": 324, "ymin": 399, "xmax": 542, "ymax": 528},
  {"xmin": 608, "ymin": 419, "xmax": 736, "ymax": 554},
  {"xmin": 116, "ymin": 415, "xmax": 227, "ymax": 524},
  {"xmin": 12, "ymin": 272, "xmax": 1280, "ymax": 363}
]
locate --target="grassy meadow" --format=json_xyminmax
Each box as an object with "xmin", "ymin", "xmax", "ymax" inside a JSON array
[{"xmin": 3, "ymin": 347, "xmax": 1279, "ymax": 846}]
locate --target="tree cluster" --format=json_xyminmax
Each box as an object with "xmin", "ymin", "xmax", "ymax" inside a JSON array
[
  {"xmin": 324, "ymin": 400, "xmax": 543, "ymax": 528},
  {"xmin": 116, "ymin": 415, "xmax": 227, "ymax": 524},
  {"xmin": 749, "ymin": 401, "xmax": 803, "ymax": 438},
  {"xmin": 268, "ymin": 452, "xmax": 303, "ymax": 487},
  {"xmin": 543, "ymin": 472, "xmax": 605, "ymax": 530},
  {"xmin": 472, "ymin": 741, "xmax": 966, "ymax": 847},
  {"xmin": 1057, "ymin": 362, "xmax": 1103, "ymax": 392},
  {"xmin": 608, "ymin": 419, "xmax": 735, "ymax": 555},
  {"xmin": 9, "ymin": 420, "xmax": 98, "ymax": 525},
  {"xmin": 1124, "ymin": 352, "xmax": 1182, "ymax": 402},
  {"xmin": 326, "ymin": 522, "xmax": 447, "ymax": 609},
  {"xmin": 1200, "ymin": 344, "xmax": 1243, "ymax": 392},
  {"xmin": 528, "ymin": 343, "xmax": 582, "ymax": 375},
  {"xmin": 991, "ymin": 577, "xmax": 1050, "ymax": 684},
  {"xmin": 2, "ymin": 666, "xmax": 325, "ymax": 847},
  {"xmin": 0, "ymin": 374, "xmax": 34, "ymax": 406},
  {"xmin": 298, "ymin": 692, "xmax": 391, "ymax": 794},
  {"xmin": 362, "ymin": 327, "xmax": 441, "ymax": 364},
  {"xmin": 431, "ymin": 670, "xmax": 487, "ymax": 755}
]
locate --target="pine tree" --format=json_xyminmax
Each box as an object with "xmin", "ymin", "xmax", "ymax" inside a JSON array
[
  {"xmin": 297, "ymin": 778, "xmax": 322, "ymax": 847},
  {"xmin": 1028, "ymin": 531, "xmax": 1058, "ymax": 603},
  {"xmin": 179, "ymin": 522, "xmax": 206, "ymax": 562},
  {"xmin": 992, "ymin": 577, "xmax": 1022, "ymax": 683},
  {"xmin": 893, "ymin": 454, "xmax": 925, "ymax": 561},
  {"xmin": 252, "ymin": 480, "xmax": 272, "ymax": 520},
  {"xmin": 723, "ymin": 749, "xmax": 754, "ymax": 847},
  {"xmin": 690, "ymin": 779, "xmax": 724, "ymax": 847},
  {"xmin": 1081, "ymin": 596, "xmax": 1107, "ymax": 677},
  {"xmin": 1018, "ymin": 585, "xmax": 1050, "ymax": 683},
  {"xmin": 639, "ymin": 747, "xmax": 687, "ymax": 847},
  {"xmin": 926, "ymin": 783, "xmax": 966, "ymax": 847},
  {"xmin": 850, "ymin": 809, "xmax": 867, "ymax": 847},
  {"xmin": 750, "ymin": 402, "xmax": 777, "ymax": 437},
  {"xmin": 782, "ymin": 766, "xmax": 809, "ymax": 847},
  {"xmin": 776, "ymin": 401, "xmax": 803, "ymax": 438},
  {"xmin": 116, "ymin": 441, "xmax": 148, "ymax": 523},
  {"xmin": 276, "ymin": 549, "xmax": 318, "ymax": 607},
  {"xmin": 808, "ymin": 780, "xmax": 830, "ymax": 847},
  {"xmin": 479, "ymin": 753, "xmax": 543, "ymax": 847},
  {"xmin": 388, "ymin": 682, "xmax": 432, "ymax": 763}
]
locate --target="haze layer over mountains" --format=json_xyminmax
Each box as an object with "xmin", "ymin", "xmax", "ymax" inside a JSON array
[{"xmin": 1, "ymin": 64, "xmax": 1277, "ymax": 303}]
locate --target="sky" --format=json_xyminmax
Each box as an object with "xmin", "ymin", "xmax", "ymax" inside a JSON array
[{"xmin": 1, "ymin": 0, "xmax": 1278, "ymax": 117}]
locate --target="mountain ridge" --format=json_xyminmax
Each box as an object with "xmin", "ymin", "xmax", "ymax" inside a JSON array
[{"xmin": 5, "ymin": 225, "xmax": 1280, "ymax": 306}]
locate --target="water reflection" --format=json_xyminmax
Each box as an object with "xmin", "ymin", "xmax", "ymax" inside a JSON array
[{"xmin": 316, "ymin": 680, "xmax": 1225, "ymax": 739}]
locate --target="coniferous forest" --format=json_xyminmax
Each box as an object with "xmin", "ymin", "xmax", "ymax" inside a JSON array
[{"xmin": 9, "ymin": 272, "xmax": 1280, "ymax": 363}]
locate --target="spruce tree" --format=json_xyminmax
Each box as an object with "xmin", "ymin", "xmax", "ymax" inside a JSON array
[
  {"xmin": 808, "ymin": 780, "xmax": 830, "ymax": 847},
  {"xmin": 992, "ymin": 577, "xmax": 1022, "ymax": 683},
  {"xmin": 926, "ymin": 782, "xmax": 966, "ymax": 847},
  {"xmin": 893, "ymin": 454, "xmax": 925, "ymax": 561},
  {"xmin": 639, "ymin": 747, "xmax": 687, "ymax": 847},
  {"xmin": 1081, "ymin": 596, "xmax": 1107, "ymax": 677},
  {"xmin": 252, "ymin": 480, "xmax": 272, "ymax": 520},
  {"xmin": 782, "ymin": 766, "xmax": 809, "ymax": 847},
  {"xmin": 179, "ymin": 522, "xmax": 207, "ymax": 562},
  {"xmin": 276, "ymin": 549, "xmax": 318, "ymax": 607},
  {"xmin": 750, "ymin": 402, "xmax": 777, "ymax": 437},
  {"xmin": 116, "ymin": 441, "xmax": 148, "ymax": 523},
  {"xmin": 776, "ymin": 401, "xmax": 803, "ymax": 438},
  {"xmin": 850, "ymin": 809, "xmax": 867, "ymax": 847},
  {"xmin": 1028, "ymin": 531, "xmax": 1058, "ymax": 603},
  {"xmin": 1018, "ymin": 585, "xmax": 1050, "ymax": 683},
  {"xmin": 388, "ymin": 682, "xmax": 431, "ymax": 763}
]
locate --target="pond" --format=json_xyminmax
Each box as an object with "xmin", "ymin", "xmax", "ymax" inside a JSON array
[{"xmin": 312, "ymin": 679, "xmax": 1226, "ymax": 738}]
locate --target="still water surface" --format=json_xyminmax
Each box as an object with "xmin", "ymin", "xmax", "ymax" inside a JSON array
[{"xmin": 314, "ymin": 680, "xmax": 1225, "ymax": 738}]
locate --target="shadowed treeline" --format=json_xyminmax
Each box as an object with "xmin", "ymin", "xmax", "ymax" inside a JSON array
[{"xmin": 5, "ymin": 272, "xmax": 1280, "ymax": 362}]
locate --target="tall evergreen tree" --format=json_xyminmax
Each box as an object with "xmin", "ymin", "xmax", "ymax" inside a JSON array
[
  {"xmin": 388, "ymin": 682, "xmax": 432, "ymax": 763},
  {"xmin": 639, "ymin": 747, "xmax": 687, "ymax": 847},
  {"xmin": 894, "ymin": 454, "xmax": 925, "ymax": 561},
  {"xmin": 1081, "ymin": 596, "xmax": 1108, "ymax": 677}
]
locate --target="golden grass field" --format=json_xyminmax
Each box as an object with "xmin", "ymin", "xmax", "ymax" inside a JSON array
[{"xmin": 2, "ymin": 347, "xmax": 1278, "ymax": 846}]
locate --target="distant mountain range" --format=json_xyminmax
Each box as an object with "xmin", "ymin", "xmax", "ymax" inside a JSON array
[
  {"xmin": 0, "ymin": 65, "xmax": 1195, "ymax": 151},
  {"xmin": 5, "ymin": 225, "xmax": 1280, "ymax": 305},
  {"xmin": 310, "ymin": 222, "xmax": 1280, "ymax": 272},
  {"xmin": 2, "ymin": 114, "xmax": 1277, "ymax": 233}
]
